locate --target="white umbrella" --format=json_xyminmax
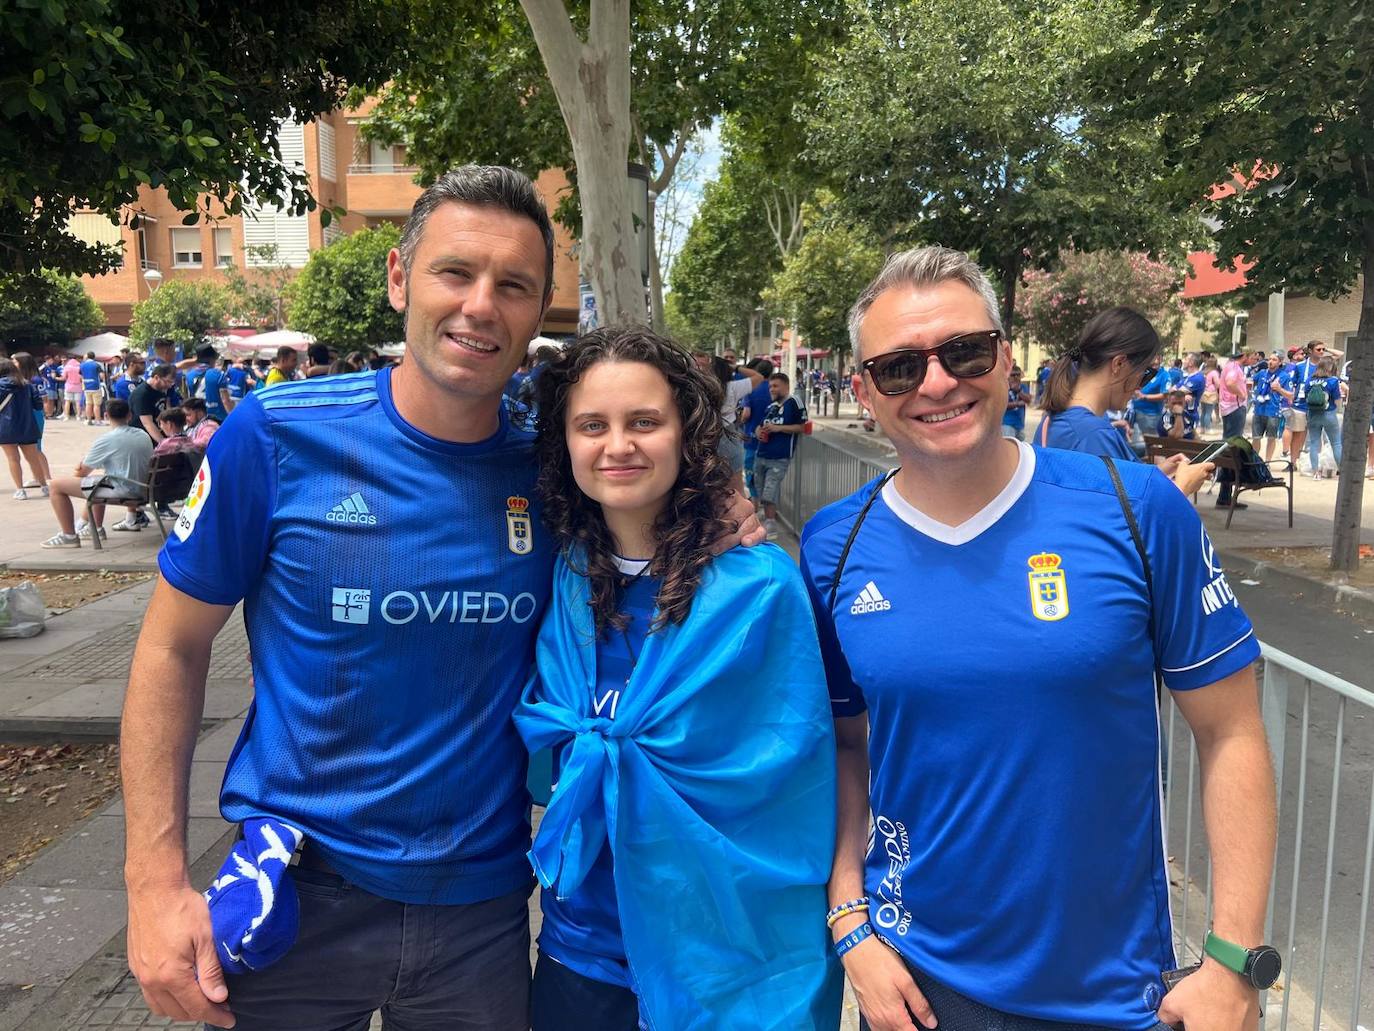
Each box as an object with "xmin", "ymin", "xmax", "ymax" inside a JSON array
[
  {"xmin": 242, "ymin": 329, "xmax": 316, "ymax": 351},
  {"xmin": 68, "ymin": 331, "xmax": 130, "ymax": 360}
]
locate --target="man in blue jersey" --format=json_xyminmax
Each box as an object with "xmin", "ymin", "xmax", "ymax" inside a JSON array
[
  {"xmin": 184, "ymin": 346, "xmax": 232, "ymax": 422},
  {"xmin": 1249, "ymin": 352, "xmax": 1284, "ymax": 462},
  {"xmin": 739, "ymin": 358, "xmax": 775, "ymax": 500},
  {"xmin": 1132, "ymin": 358, "xmax": 1171, "ymax": 437},
  {"xmin": 80, "ymin": 351, "xmax": 105, "ymax": 424},
  {"xmin": 803, "ymin": 246, "xmax": 1278, "ymax": 1031},
  {"xmin": 121, "ymin": 167, "xmax": 601, "ymax": 1030}
]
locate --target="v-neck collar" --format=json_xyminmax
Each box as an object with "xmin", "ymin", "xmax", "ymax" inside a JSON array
[{"xmin": 880, "ymin": 439, "xmax": 1036, "ymax": 546}]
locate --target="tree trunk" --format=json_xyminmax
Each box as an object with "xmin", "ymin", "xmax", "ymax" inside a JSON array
[
  {"xmin": 1000, "ymin": 252, "xmax": 1021, "ymax": 341},
  {"xmin": 1330, "ymin": 248, "xmax": 1373, "ymax": 572},
  {"xmin": 647, "ymin": 191, "xmax": 666, "ymax": 332},
  {"xmin": 519, "ymin": 0, "xmax": 645, "ymax": 326}
]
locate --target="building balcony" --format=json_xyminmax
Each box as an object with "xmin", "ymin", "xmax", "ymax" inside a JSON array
[{"xmin": 344, "ymin": 167, "xmax": 422, "ymax": 216}]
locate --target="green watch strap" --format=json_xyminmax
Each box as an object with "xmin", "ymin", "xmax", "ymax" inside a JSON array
[{"xmin": 1204, "ymin": 931, "xmax": 1251, "ymax": 973}]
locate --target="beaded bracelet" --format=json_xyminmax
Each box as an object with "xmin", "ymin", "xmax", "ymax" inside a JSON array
[
  {"xmin": 826, "ymin": 896, "xmax": 870, "ymax": 928},
  {"xmin": 834, "ymin": 921, "xmax": 875, "ymax": 958}
]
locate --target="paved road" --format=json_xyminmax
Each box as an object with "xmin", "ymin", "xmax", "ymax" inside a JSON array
[{"xmin": 1173, "ymin": 562, "xmax": 1374, "ymax": 1029}]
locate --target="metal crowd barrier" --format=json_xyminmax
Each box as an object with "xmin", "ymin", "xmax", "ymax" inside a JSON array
[{"xmin": 780, "ymin": 431, "xmax": 1374, "ymax": 1031}]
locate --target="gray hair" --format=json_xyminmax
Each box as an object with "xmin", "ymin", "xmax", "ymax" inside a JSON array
[
  {"xmin": 848, "ymin": 246, "xmax": 1003, "ymax": 360},
  {"xmin": 398, "ymin": 165, "xmax": 556, "ymax": 298}
]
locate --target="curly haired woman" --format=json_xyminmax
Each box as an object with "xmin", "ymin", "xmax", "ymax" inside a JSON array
[{"xmin": 516, "ymin": 326, "xmax": 841, "ymax": 1031}]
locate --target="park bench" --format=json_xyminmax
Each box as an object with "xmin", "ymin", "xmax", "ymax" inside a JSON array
[
  {"xmin": 81, "ymin": 449, "xmax": 202, "ymax": 550},
  {"xmin": 1143, "ymin": 435, "xmax": 1293, "ymax": 530}
]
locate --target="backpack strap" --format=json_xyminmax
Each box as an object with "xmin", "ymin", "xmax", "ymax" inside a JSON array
[
  {"xmin": 1099, "ymin": 455, "xmax": 1164, "ymax": 693},
  {"xmin": 826, "ymin": 468, "xmax": 899, "ymax": 612}
]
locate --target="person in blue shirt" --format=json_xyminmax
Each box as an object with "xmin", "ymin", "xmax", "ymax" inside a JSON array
[
  {"xmin": 517, "ymin": 326, "xmax": 840, "ymax": 1031},
  {"xmin": 1273, "ymin": 340, "xmax": 1325, "ymax": 471},
  {"xmin": 184, "ymin": 346, "xmax": 232, "ymax": 422},
  {"xmin": 1301, "ymin": 355, "xmax": 1347, "ymax": 476},
  {"xmin": 79, "ymin": 351, "xmax": 105, "ymax": 424},
  {"xmin": 810, "ymin": 246, "xmax": 1277, "ymax": 1031},
  {"xmin": 1036, "ymin": 307, "xmax": 1212, "ymax": 497},
  {"xmin": 112, "ymin": 357, "xmax": 144, "ymax": 404},
  {"xmin": 224, "ymin": 356, "xmax": 255, "ymax": 403},
  {"xmin": 738, "ymin": 357, "xmax": 774, "ymax": 500},
  {"xmin": 120, "ymin": 166, "xmax": 758, "ymax": 1031},
  {"xmin": 755, "ymin": 372, "xmax": 807, "ymax": 537},
  {"xmin": 1000, "ymin": 366, "xmax": 1031, "ymax": 440},
  {"xmin": 1248, "ymin": 352, "xmax": 1284, "ymax": 462},
  {"xmin": 1132, "ymin": 358, "xmax": 1171, "ymax": 437},
  {"xmin": 1165, "ymin": 357, "xmax": 1184, "ymax": 388}
]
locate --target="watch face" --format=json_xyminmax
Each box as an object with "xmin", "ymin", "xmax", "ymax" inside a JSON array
[{"xmin": 1250, "ymin": 947, "xmax": 1282, "ymax": 989}]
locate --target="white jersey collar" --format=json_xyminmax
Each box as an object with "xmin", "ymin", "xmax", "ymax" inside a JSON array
[{"xmin": 881, "ymin": 439, "xmax": 1036, "ymax": 546}]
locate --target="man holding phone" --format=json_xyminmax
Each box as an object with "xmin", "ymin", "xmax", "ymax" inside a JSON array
[{"xmin": 804, "ymin": 246, "xmax": 1279, "ymax": 1031}]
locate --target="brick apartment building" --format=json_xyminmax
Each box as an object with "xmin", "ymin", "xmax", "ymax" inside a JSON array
[{"xmin": 72, "ymin": 97, "xmax": 582, "ymax": 337}]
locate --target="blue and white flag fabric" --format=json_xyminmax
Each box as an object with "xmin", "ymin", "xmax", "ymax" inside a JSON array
[
  {"xmin": 515, "ymin": 545, "xmax": 843, "ymax": 1030},
  {"xmin": 203, "ymin": 818, "xmax": 304, "ymax": 974}
]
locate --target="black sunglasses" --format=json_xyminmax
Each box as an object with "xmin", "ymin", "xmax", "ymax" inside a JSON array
[{"xmin": 861, "ymin": 330, "xmax": 1002, "ymax": 396}]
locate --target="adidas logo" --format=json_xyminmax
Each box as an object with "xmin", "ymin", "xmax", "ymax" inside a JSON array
[
  {"xmin": 326, "ymin": 492, "xmax": 378, "ymax": 526},
  {"xmin": 850, "ymin": 580, "xmax": 891, "ymax": 616}
]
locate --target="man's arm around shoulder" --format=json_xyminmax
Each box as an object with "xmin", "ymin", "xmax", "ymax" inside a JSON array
[{"xmin": 122, "ymin": 578, "xmax": 236, "ymax": 1026}]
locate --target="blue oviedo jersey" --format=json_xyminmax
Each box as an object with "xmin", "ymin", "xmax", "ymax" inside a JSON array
[
  {"xmin": 800, "ymin": 443, "xmax": 1259, "ymax": 1029},
  {"xmin": 158, "ymin": 368, "xmax": 553, "ymax": 904}
]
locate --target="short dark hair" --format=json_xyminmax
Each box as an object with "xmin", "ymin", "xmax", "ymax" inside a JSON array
[
  {"xmin": 399, "ymin": 165, "xmax": 556, "ymax": 299},
  {"xmin": 307, "ymin": 343, "xmax": 331, "ymax": 365},
  {"xmin": 277, "ymin": 346, "xmax": 297, "ymax": 362},
  {"xmin": 153, "ymin": 338, "xmax": 174, "ymax": 352},
  {"xmin": 158, "ymin": 407, "xmax": 187, "ymax": 431},
  {"xmin": 196, "ymin": 345, "xmax": 217, "ymax": 362},
  {"xmin": 106, "ymin": 399, "xmax": 130, "ymax": 420},
  {"xmin": 769, "ymin": 372, "xmax": 790, "ymax": 385},
  {"xmin": 182, "ymin": 397, "xmax": 207, "ymax": 414},
  {"xmin": 747, "ymin": 358, "xmax": 774, "ymax": 377},
  {"xmin": 150, "ymin": 363, "xmax": 175, "ymax": 379}
]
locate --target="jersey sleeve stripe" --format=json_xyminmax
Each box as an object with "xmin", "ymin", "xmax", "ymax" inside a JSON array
[{"xmin": 1159, "ymin": 628, "xmax": 1256, "ymax": 674}]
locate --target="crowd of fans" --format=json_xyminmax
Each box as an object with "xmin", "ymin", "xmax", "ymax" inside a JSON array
[{"xmin": 0, "ymin": 337, "xmax": 401, "ymax": 548}]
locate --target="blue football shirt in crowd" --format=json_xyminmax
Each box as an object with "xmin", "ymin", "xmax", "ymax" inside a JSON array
[
  {"xmin": 187, "ymin": 365, "xmax": 230, "ymax": 421},
  {"xmin": 225, "ymin": 366, "xmax": 250, "ymax": 399},
  {"xmin": 1038, "ymin": 405, "xmax": 1138, "ymax": 464},
  {"xmin": 112, "ymin": 375, "xmax": 140, "ymax": 403},
  {"xmin": 158, "ymin": 367, "xmax": 553, "ymax": 904},
  {"xmin": 1134, "ymin": 367, "xmax": 1171, "ymax": 421},
  {"xmin": 1002, "ymin": 386, "xmax": 1029, "ymax": 432},
  {"xmin": 758, "ymin": 396, "xmax": 804, "ymax": 459},
  {"xmin": 742, "ymin": 379, "xmax": 772, "ymax": 446},
  {"xmin": 800, "ymin": 443, "xmax": 1259, "ymax": 1029},
  {"xmin": 1282, "ymin": 359, "xmax": 1319, "ymax": 412},
  {"xmin": 538, "ymin": 561, "xmax": 660, "ymax": 991},
  {"xmin": 80, "ymin": 359, "xmax": 103, "ymax": 391},
  {"xmin": 1251, "ymin": 367, "xmax": 1280, "ymax": 419}
]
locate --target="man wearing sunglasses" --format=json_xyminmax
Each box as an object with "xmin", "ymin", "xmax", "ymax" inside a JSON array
[{"xmin": 802, "ymin": 246, "xmax": 1277, "ymax": 1031}]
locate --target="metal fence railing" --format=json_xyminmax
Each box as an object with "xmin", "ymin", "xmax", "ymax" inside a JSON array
[{"xmin": 782, "ymin": 431, "xmax": 1374, "ymax": 1031}]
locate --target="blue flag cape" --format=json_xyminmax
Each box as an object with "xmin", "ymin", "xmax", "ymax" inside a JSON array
[{"xmin": 515, "ymin": 544, "xmax": 842, "ymax": 1030}]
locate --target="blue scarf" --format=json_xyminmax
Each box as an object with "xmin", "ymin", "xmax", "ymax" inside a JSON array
[
  {"xmin": 204, "ymin": 818, "xmax": 304, "ymax": 974},
  {"xmin": 515, "ymin": 545, "xmax": 842, "ymax": 1030}
]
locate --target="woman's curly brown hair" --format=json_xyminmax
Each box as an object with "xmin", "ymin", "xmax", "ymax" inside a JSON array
[{"xmin": 534, "ymin": 325, "xmax": 734, "ymax": 637}]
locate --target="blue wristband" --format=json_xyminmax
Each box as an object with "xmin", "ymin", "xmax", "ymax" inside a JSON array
[{"xmin": 834, "ymin": 921, "xmax": 874, "ymax": 958}]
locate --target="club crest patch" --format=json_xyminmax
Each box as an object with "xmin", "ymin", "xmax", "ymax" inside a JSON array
[
  {"xmin": 1027, "ymin": 552, "xmax": 1069, "ymax": 622},
  {"xmin": 506, "ymin": 496, "xmax": 533, "ymax": 555}
]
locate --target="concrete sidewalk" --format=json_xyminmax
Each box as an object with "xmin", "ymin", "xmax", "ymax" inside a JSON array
[{"xmin": 0, "ymin": 576, "xmax": 249, "ymax": 1029}]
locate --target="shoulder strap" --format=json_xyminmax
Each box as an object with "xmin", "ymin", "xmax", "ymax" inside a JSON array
[
  {"xmin": 1099, "ymin": 456, "xmax": 1163, "ymax": 688},
  {"xmin": 827, "ymin": 468, "xmax": 899, "ymax": 612}
]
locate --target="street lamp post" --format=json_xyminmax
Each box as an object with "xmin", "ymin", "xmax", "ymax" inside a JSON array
[{"xmin": 143, "ymin": 267, "xmax": 163, "ymax": 294}]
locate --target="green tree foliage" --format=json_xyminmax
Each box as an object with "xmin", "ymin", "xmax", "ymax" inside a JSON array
[
  {"xmin": 1016, "ymin": 251, "xmax": 1187, "ymax": 355},
  {"xmin": 1095, "ymin": 0, "xmax": 1373, "ymax": 570},
  {"xmin": 1, "ymin": 0, "xmax": 408, "ymax": 277},
  {"xmin": 287, "ymin": 226, "xmax": 403, "ymax": 349},
  {"xmin": 763, "ymin": 200, "xmax": 884, "ymax": 362},
  {"xmin": 668, "ymin": 155, "xmax": 781, "ymax": 349},
  {"xmin": 0, "ymin": 270, "xmax": 103, "ymax": 348},
  {"xmin": 221, "ymin": 245, "xmax": 294, "ymax": 330},
  {"xmin": 802, "ymin": 0, "xmax": 1187, "ymax": 334},
  {"xmin": 365, "ymin": 0, "xmax": 845, "ymax": 323},
  {"xmin": 128, "ymin": 280, "xmax": 229, "ymax": 353}
]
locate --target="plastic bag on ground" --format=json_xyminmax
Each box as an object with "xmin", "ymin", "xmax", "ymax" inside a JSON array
[{"xmin": 0, "ymin": 582, "xmax": 45, "ymax": 639}]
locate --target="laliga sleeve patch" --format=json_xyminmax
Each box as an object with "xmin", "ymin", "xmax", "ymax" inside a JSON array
[{"xmin": 173, "ymin": 456, "xmax": 212, "ymax": 541}]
